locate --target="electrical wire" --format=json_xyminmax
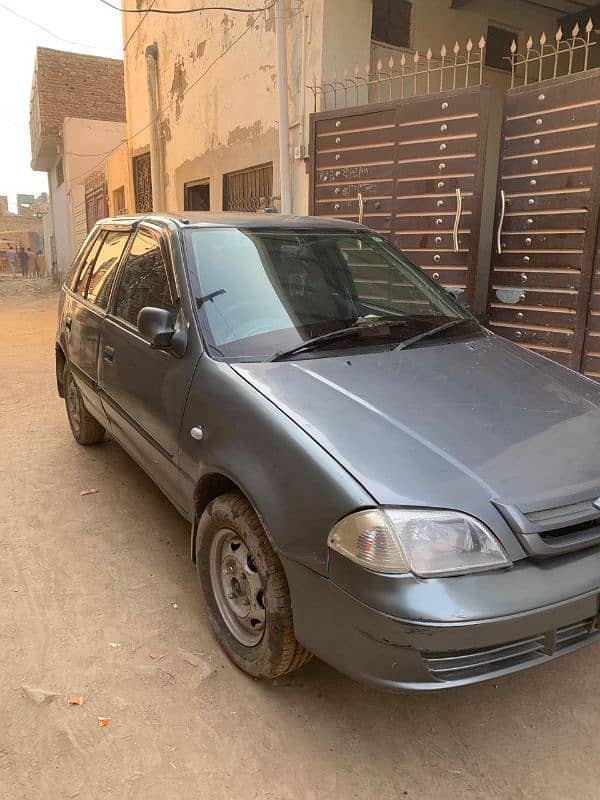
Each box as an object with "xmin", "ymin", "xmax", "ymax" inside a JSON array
[
  {"xmin": 100, "ymin": 0, "xmax": 277, "ymax": 13},
  {"xmin": 0, "ymin": 1, "xmax": 122, "ymax": 53}
]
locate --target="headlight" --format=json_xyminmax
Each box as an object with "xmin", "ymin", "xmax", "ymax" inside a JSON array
[{"xmin": 328, "ymin": 508, "xmax": 511, "ymax": 577}]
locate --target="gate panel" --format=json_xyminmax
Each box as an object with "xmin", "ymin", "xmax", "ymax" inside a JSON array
[
  {"xmin": 309, "ymin": 86, "xmax": 490, "ymax": 306},
  {"xmin": 487, "ymin": 69, "xmax": 600, "ymax": 370},
  {"xmin": 311, "ymin": 106, "xmax": 396, "ymax": 236},
  {"xmin": 391, "ymin": 86, "xmax": 489, "ymax": 305}
]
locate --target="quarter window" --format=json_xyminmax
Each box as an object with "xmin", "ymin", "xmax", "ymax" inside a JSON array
[
  {"xmin": 114, "ymin": 229, "xmax": 175, "ymax": 329},
  {"xmin": 86, "ymin": 231, "xmax": 130, "ymax": 309},
  {"xmin": 72, "ymin": 235, "xmax": 103, "ymax": 295}
]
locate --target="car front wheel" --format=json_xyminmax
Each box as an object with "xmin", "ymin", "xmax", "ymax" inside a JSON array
[{"xmin": 196, "ymin": 492, "xmax": 312, "ymax": 679}]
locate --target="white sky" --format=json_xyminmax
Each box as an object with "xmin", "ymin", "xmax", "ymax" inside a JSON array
[{"xmin": 0, "ymin": 0, "xmax": 123, "ymax": 211}]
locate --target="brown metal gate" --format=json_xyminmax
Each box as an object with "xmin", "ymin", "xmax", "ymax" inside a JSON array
[
  {"xmin": 487, "ymin": 67, "xmax": 600, "ymax": 374},
  {"xmin": 309, "ymin": 85, "xmax": 490, "ymax": 307}
]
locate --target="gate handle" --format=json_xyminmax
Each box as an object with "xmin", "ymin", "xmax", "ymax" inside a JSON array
[
  {"xmin": 358, "ymin": 192, "xmax": 364, "ymax": 224},
  {"xmin": 453, "ymin": 188, "xmax": 463, "ymax": 253},
  {"xmin": 497, "ymin": 189, "xmax": 506, "ymax": 254}
]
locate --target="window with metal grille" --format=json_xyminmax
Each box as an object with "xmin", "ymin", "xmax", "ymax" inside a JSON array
[
  {"xmin": 485, "ymin": 24, "xmax": 517, "ymax": 72},
  {"xmin": 223, "ymin": 163, "xmax": 273, "ymax": 213},
  {"xmin": 371, "ymin": 0, "xmax": 411, "ymax": 49},
  {"xmin": 133, "ymin": 152, "xmax": 153, "ymax": 213},
  {"xmin": 85, "ymin": 185, "xmax": 107, "ymax": 232}
]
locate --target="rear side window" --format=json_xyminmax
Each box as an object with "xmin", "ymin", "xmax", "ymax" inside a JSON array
[
  {"xmin": 86, "ymin": 231, "xmax": 130, "ymax": 309},
  {"xmin": 113, "ymin": 229, "xmax": 175, "ymax": 329},
  {"xmin": 71, "ymin": 234, "xmax": 103, "ymax": 294}
]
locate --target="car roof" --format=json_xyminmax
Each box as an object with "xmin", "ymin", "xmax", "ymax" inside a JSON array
[{"xmin": 95, "ymin": 212, "xmax": 368, "ymax": 232}]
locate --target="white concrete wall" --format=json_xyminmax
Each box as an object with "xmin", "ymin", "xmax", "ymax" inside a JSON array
[{"xmin": 48, "ymin": 165, "xmax": 70, "ymax": 279}]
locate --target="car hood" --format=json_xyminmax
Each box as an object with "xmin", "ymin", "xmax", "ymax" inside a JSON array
[{"xmin": 232, "ymin": 335, "xmax": 600, "ymax": 529}]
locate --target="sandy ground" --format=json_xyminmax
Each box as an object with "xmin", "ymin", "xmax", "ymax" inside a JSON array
[{"xmin": 3, "ymin": 277, "xmax": 600, "ymax": 800}]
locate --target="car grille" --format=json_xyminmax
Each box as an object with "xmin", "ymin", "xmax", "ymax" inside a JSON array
[{"xmin": 422, "ymin": 617, "xmax": 600, "ymax": 682}]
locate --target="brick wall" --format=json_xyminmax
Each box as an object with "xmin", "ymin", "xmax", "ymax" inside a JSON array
[{"xmin": 34, "ymin": 47, "xmax": 126, "ymax": 141}]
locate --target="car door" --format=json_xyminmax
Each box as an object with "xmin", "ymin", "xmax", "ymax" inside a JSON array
[{"xmin": 98, "ymin": 222, "xmax": 200, "ymax": 513}]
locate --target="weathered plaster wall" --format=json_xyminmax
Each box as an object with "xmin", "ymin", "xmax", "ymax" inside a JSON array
[{"xmin": 122, "ymin": 0, "xmax": 327, "ymax": 214}]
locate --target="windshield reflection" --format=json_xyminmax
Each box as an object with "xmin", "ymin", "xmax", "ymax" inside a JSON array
[{"xmin": 186, "ymin": 228, "xmax": 473, "ymax": 360}]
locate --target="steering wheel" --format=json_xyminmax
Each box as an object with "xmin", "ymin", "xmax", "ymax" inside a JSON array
[{"xmin": 225, "ymin": 300, "xmax": 286, "ymax": 340}]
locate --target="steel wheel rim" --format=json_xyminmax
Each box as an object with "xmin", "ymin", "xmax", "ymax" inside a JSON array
[
  {"xmin": 209, "ymin": 528, "xmax": 266, "ymax": 647},
  {"xmin": 66, "ymin": 374, "xmax": 81, "ymax": 433}
]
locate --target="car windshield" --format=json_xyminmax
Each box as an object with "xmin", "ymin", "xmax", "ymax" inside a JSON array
[{"xmin": 185, "ymin": 227, "xmax": 478, "ymax": 360}]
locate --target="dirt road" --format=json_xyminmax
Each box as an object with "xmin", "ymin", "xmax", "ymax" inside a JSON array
[{"xmin": 2, "ymin": 279, "xmax": 600, "ymax": 800}]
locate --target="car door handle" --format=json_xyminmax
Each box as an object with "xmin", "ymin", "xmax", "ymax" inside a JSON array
[
  {"xmin": 103, "ymin": 345, "xmax": 115, "ymax": 363},
  {"xmin": 65, "ymin": 316, "xmax": 72, "ymax": 330}
]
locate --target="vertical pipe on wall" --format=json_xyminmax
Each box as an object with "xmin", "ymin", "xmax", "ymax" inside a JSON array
[
  {"xmin": 275, "ymin": 0, "xmax": 292, "ymax": 214},
  {"xmin": 145, "ymin": 44, "xmax": 165, "ymax": 212}
]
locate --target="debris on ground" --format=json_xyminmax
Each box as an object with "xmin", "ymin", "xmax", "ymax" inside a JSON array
[
  {"xmin": 22, "ymin": 686, "xmax": 58, "ymax": 704},
  {"xmin": 178, "ymin": 649, "xmax": 215, "ymax": 681},
  {"xmin": 97, "ymin": 717, "xmax": 111, "ymax": 727},
  {"xmin": 79, "ymin": 488, "xmax": 99, "ymax": 496},
  {"xmin": 136, "ymin": 664, "xmax": 177, "ymax": 685},
  {"xmin": 149, "ymin": 652, "xmax": 167, "ymax": 661},
  {"xmin": 68, "ymin": 696, "xmax": 85, "ymax": 705},
  {"xmin": 108, "ymin": 642, "xmax": 120, "ymax": 648},
  {"xmin": 171, "ymin": 601, "xmax": 178, "ymax": 609}
]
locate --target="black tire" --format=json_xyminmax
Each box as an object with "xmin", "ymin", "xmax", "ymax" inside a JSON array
[
  {"xmin": 63, "ymin": 364, "xmax": 105, "ymax": 445},
  {"xmin": 196, "ymin": 492, "xmax": 312, "ymax": 679}
]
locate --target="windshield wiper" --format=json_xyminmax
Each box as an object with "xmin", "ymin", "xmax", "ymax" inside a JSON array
[
  {"xmin": 271, "ymin": 319, "xmax": 407, "ymax": 362},
  {"xmin": 395, "ymin": 318, "xmax": 468, "ymax": 351}
]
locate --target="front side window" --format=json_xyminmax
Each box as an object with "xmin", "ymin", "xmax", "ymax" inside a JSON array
[
  {"xmin": 186, "ymin": 228, "xmax": 476, "ymax": 360},
  {"xmin": 114, "ymin": 228, "xmax": 175, "ymax": 329},
  {"xmin": 86, "ymin": 230, "xmax": 130, "ymax": 309}
]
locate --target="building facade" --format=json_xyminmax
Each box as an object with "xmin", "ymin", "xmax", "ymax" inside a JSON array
[
  {"xmin": 30, "ymin": 48, "xmax": 127, "ymax": 278},
  {"xmin": 108, "ymin": 0, "xmax": 593, "ymax": 219}
]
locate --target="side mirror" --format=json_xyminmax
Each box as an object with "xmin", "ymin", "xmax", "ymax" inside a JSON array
[{"xmin": 138, "ymin": 306, "xmax": 175, "ymax": 349}]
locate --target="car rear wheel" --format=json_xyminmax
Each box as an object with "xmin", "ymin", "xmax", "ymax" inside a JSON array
[
  {"xmin": 64, "ymin": 365, "xmax": 105, "ymax": 445},
  {"xmin": 196, "ymin": 492, "xmax": 312, "ymax": 679}
]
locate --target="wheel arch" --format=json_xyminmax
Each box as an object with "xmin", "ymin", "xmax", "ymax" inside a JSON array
[
  {"xmin": 55, "ymin": 344, "xmax": 67, "ymax": 397},
  {"xmin": 190, "ymin": 471, "xmax": 276, "ymax": 563}
]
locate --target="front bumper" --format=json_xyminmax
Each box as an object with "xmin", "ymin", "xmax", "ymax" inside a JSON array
[{"xmin": 282, "ymin": 551, "xmax": 600, "ymax": 691}]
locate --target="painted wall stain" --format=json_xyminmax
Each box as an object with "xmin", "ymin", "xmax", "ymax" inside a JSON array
[
  {"xmin": 264, "ymin": 7, "xmax": 275, "ymax": 33},
  {"xmin": 189, "ymin": 40, "xmax": 206, "ymax": 62},
  {"xmin": 221, "ymin": 13, "xmax": 234, "ymax": 49},
  {"xmin": 170, "ymin": 57, "xmax": 188, "ymax": 121},
  {"xmin": 227, "ymin": 120, "xmax": 262, "ymax": 147},
  {"xmin": 259, "ymin": 64, "xmax": 275, "ymax": 72},
  {"xmin": 161, "ymin": 117, "xmax": 172, "ymax": 143}
]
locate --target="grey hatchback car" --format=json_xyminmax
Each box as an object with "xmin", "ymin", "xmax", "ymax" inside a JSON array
[{"xmin": 56, "ymin": 212, "xmax": 600, "ymax": 691}]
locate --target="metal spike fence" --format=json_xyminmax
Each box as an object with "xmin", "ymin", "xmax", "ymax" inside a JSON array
[
  {"xmin": 508, "ymin": 18, "xmax": 595, "ymax": 87},
  {"xmin": 307, "ymin": 18, "xmax": 596, "ymax": 112},
  {"xmin": 307, "ymin": 37, "xmax": 486, "ymax": 112}
]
